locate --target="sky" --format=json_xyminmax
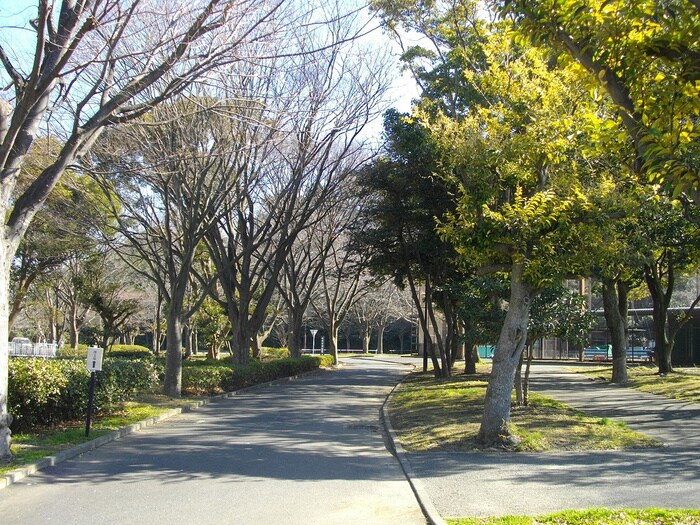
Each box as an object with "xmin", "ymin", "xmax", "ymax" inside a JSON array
[{"xmin": 0, "ymin": 0, "xmax": 419, "ymax": 140}]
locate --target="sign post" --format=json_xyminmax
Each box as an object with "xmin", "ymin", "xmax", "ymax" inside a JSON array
[
  {"xmin": 85, "ymin": 347, "xmax": 104, "ymax": 437},
  {"xmin": 310, "ymin": 329, "xmax": 318, "ymax": 355}
]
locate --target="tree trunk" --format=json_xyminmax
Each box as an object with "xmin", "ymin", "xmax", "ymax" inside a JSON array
[
  {"xmin": 523, "ymin": 344, "xmax": 533, "ymax": 407},
  {"xmin": 477, "ymin": 262, "xmax": 532, "ymax": 446},
  {"xmin": 230, "ymin": 326, "xmax": 250, "ymax": 365},
  {"xmin": 362, "ymin": 322, "xmax": 371, "ymax": 353},
  {"xmin": 645, "ymin": 263, "xmax": 674, "ymax": 374},
  {"xmin": 602, "ymin": 277, "xmax": 629, "ymax": 383},
  {"xmin": 286, "ymin": 308, "xmax": 304, "ymax": 358},
  {"xmin": 464, "ymin": 341, "xmax": 478, "ymax": 375},
  {"xmin": 154, "ymin": 290, "xmax": 163, "ymax": 355},
  {"xmin": 164, "ymin": 311, "xmax": 183, "ymax": 397},
  {"xmin": 514, "ymin": 350, "xmax": 524, "ymax": 406},
  {"xmin": 377, "ymin": 324, "xmax": 386, "ymax": 354},
  {"xmin": 70, "ymin": 309, "xmax": 79, "ymax": 349},
  {"xmin": 328, "ymin": 320, "xmax": 339, "ymax": 365},
  {"xmin": 0, "ymin": 244, "xmax": 13, "ymax": 463}
]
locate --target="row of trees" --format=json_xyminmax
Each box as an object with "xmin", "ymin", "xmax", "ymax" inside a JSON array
[
  {"xmin": 360, "ymin": 0, "xmax": 699, "ymax": 446},
  {"xmin": 0, "ymin": 0, "xmax": 405, "ymax": 463}
]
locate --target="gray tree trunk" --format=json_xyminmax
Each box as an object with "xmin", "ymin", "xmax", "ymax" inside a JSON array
[
  {"xmin": 286, "ymin": 308, "xmax": 304, "ymax": 358},
  {"xmin": 0, "ymin": 242, "xmax": 13, "ymax": 462},
  {"xmin": 602, "ymin": 277, "xmax": 629, "ymax": 384},
  {"xmin": 164, "ymin": 311, "xmax": 183, "ymax": 398},
  {"xmin": 477, "ymin": 263, "xmax": 533, "ymax": 446}
]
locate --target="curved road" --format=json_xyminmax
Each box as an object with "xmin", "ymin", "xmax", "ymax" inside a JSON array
[{"xmin": 0, "ymin": 358, "xmax": 428, "ymax": 525}]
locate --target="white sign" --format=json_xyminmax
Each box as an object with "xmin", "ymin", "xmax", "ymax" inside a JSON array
[{"xmin": 86, "ymin": 347, "xmax": 104, "ymax": 372}]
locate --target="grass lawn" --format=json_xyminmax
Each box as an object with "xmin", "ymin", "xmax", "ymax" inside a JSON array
[
  {"xmin": 1, "ymin": 395, "xmax": 196, "ymax": 476},
  {"xmin": 575, "ymin": 364, "xmax": 700, "ymax": 404},
  {"xmin": 388, "ymin": 368, "xmax": 660, "ymax": 452},
  {"xmin": 447, "ymin": 509, "xmax": 700, "ymax": 524}
]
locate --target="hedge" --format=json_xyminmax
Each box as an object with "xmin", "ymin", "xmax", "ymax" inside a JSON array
[
  {"xmin": 181, "ymin": 355, "xmax": 334, "ymax": 395},
  {"xmin": 8, "ymin": 354, "xmax": 332, "ymax": 431},
  {"xmin": 58, "ymin": 344, "xmax": 152, "ymax": 359},
  {"xmin": 8, "ymin": 357, "xmax": 161, "ymax": 432}
]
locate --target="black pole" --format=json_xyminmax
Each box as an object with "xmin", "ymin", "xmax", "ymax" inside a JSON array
[
  {"xmin": 423, "ymin": 284, "xmax": 429, "ymax": 373},
  {"xmin": 85, "ymin": 371, "xmax": 97, "ymax": 437}
]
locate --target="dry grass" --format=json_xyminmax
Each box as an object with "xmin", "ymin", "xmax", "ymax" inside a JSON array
[
  {"xmin": 389, "ymin": 370, "xmax": 660, "ymax": 452},
  {"xmin": 575, "ymin": 364, "xmax": 700, "ymax": 403}
]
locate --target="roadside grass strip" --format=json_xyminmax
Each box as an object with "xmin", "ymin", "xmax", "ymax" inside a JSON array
[
  {"xmin": 388, "ymin": 372, "xmax": 661, "ymax": 452},
  {"xmin": 447, "ymin": 508, "xmax": 700, "ymax": 524},
  {"xmin": 576, "ymin": 365, "xmax": 700, "ymax": 404}
]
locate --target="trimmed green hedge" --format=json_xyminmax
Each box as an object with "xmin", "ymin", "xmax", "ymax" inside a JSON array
[
  {"xmin": 108, "ymin": 344, "xmax": 152, "ymax": 359},
  {"xmin": 57, "ymin": 344, "xmax": 152, "ymax": 359},
  {"xmin": 182, "ymin": 355, "xmax": 333, "ymax": 395},
  {"xmin": 8, "ymin": 357, "xmax": 161, "ymax": 432},
  {"xmin": 8, "ymin": 354, "xmax": 332, "ymax": 431}
]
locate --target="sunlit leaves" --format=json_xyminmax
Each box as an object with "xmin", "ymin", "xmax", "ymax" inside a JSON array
[{"xmin": 500, "ymin": 0, "xmax": 700, "ymax": 196}]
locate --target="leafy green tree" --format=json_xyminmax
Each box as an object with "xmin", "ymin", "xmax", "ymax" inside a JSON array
[
  {"xmin": 193, "ymin": 297, "xmax": 231, "ymax": 360},
  {"xmin": 634, "ymin": 194, "xmax": 700, "ymax": 373},
  {"xmin": 354, "ymin": 109, "xmax": 461, "ymax": 377},
  {"xmin": 500, "ymin": 0, "xmax": 700, "ymax": 197},
  {"xmin": 11, "ymin": 141, "xmax": 112, "ymax": 331},
  {"xmin": 417, "ymin": 23, "xmax": 603, "ymax": 445},
  {"xmin": 452, "ymin": 276, "xmax": 508, "ymax": 374}
]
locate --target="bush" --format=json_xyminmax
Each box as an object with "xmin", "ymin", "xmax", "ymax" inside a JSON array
[
  {"xmin": 182, "ymin": 366, "xmax": 234, "ymax": 396},
  {"xmin": 8, "ymin": 357, "xmax": 161, "ymax": 432},
  {"xmin": 57, "ymin": 344, "xmax": 88, "ymax": 358},
  {"xmin": 108, "ymin": 344, "xmax": 152, "ymax": 359},
  {"xmin": 182, "ymin": 355, "xmax": 332, "ymax": 395},
  {"xmin": 260, "ymin": 347, "xmax": 290, "ymax": 360}
]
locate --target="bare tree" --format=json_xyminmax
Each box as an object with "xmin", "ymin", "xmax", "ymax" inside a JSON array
[
  {"xmin": 312, "ymin": 204, "xmax": 374, "ymax": 364},
  {"xmin": 204, "ymin": 7, "xmax": 390, "ymax": 364},
  {"xmin": 279, "ymin": 212, "xmax": 339, "ymax": 357},
  {"xmin": 350, "ymin": 281, "xmax": 408, "ymax": 354},
  {"xmin": 0, "ymin": 0, "xmax": 290, "ymax": 462},
  {"xmin": 91, "ymin": 92, "xmax": 260, "ymax": 396}
]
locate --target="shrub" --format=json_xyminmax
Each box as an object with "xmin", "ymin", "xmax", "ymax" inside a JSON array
[
  {"xmin": 8, "ymin": 358, "xmax": 87, "ymax": 430},
  {"xmin": 108, "ymin": 344, "xmax": 152, "ymax": 359},
  {"xmin": 8, "ymin": 357, "xmax": 161, "ymax": 432},
  {"xmin": 182, "ymin": 366, "xmax": 234, "ymax": 396},
  {"xmin": 57, "ymin": 344, "xmax": 89, "ymax": 358},
  {"xmin": 260, "ymin": 347, "xmax": 290, "ymax": 360}
]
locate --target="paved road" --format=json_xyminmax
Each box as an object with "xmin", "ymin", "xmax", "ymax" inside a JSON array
[
  {"xmin": 0, "ymin": 359, "xmax": 427, "ymax": 525},
  {"xmin": 406, "ymin": 362, "xmax": 700, "ymax": 519}
]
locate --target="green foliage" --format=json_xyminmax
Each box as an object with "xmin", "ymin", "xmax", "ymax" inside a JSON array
[
  {"xmin": 501, "ymin": 0, "xmax": 700, "ymax": 197},
  {"xmin": 182, "ymin": 356, "xmax": 332, "ymax": 395},
  {"xmin": 57, "ymin": 344, "xmax": 89, "ymax": 358},
  {"xmin": 529, "ymin": 285, "xmax": 596, "ymax": 345},
  {"xmin": 182, "ymin": 366, "xmax": 234, "ymax": 395},
  {"xmin": 108, "ymin": 344, "xmax": 152, "ymax": 359},
  {"xmin": 353, "ymin": 109, "xmax": 460, "ymax": 287},
  {"xmin": 448, "ymin": 509, "xmax": 700, "ymax": 525},
  {"xmin": 260, "ymin": 347, "xmax": 291, "ymax": 360},
  {"xmin": 8, "ymin": 357, "xmax": 160, "ymax": 432}
]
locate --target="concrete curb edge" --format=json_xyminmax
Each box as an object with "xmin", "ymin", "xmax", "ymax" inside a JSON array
[
  {"xmin": 1, "ymin": 367, "xmax": 330, "ymax": 491},
  {"xmin": 382, "ymin": 376, "xmax": 447, "ymax": 525}
]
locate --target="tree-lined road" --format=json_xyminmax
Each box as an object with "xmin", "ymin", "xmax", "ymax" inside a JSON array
[{"xmin": 0, "ymin": 359, "xmax": 427, "ymax": 525}]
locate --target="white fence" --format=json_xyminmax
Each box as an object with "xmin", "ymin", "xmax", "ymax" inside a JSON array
[{"xmin": 9, "ymin": 341, "xmax": 58, "ymax": 358}]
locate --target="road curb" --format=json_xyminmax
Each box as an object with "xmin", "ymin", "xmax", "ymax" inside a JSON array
[
  {"xmin": 382, "ymin": 376, "xmax": 447, "ymax": 525},
  {"xmin": 1, "ymin": 367, "xmax": 329, "ymax": 491}
]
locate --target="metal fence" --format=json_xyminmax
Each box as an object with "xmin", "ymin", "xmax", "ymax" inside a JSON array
[{"xmin": 9, "ymin": 341, "xmax": 58, "ymax": 358}]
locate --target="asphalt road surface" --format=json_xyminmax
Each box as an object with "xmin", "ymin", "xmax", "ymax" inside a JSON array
[{"xmin": 0, "ymin": 358, "xmax": 428, "ymax": 525}]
